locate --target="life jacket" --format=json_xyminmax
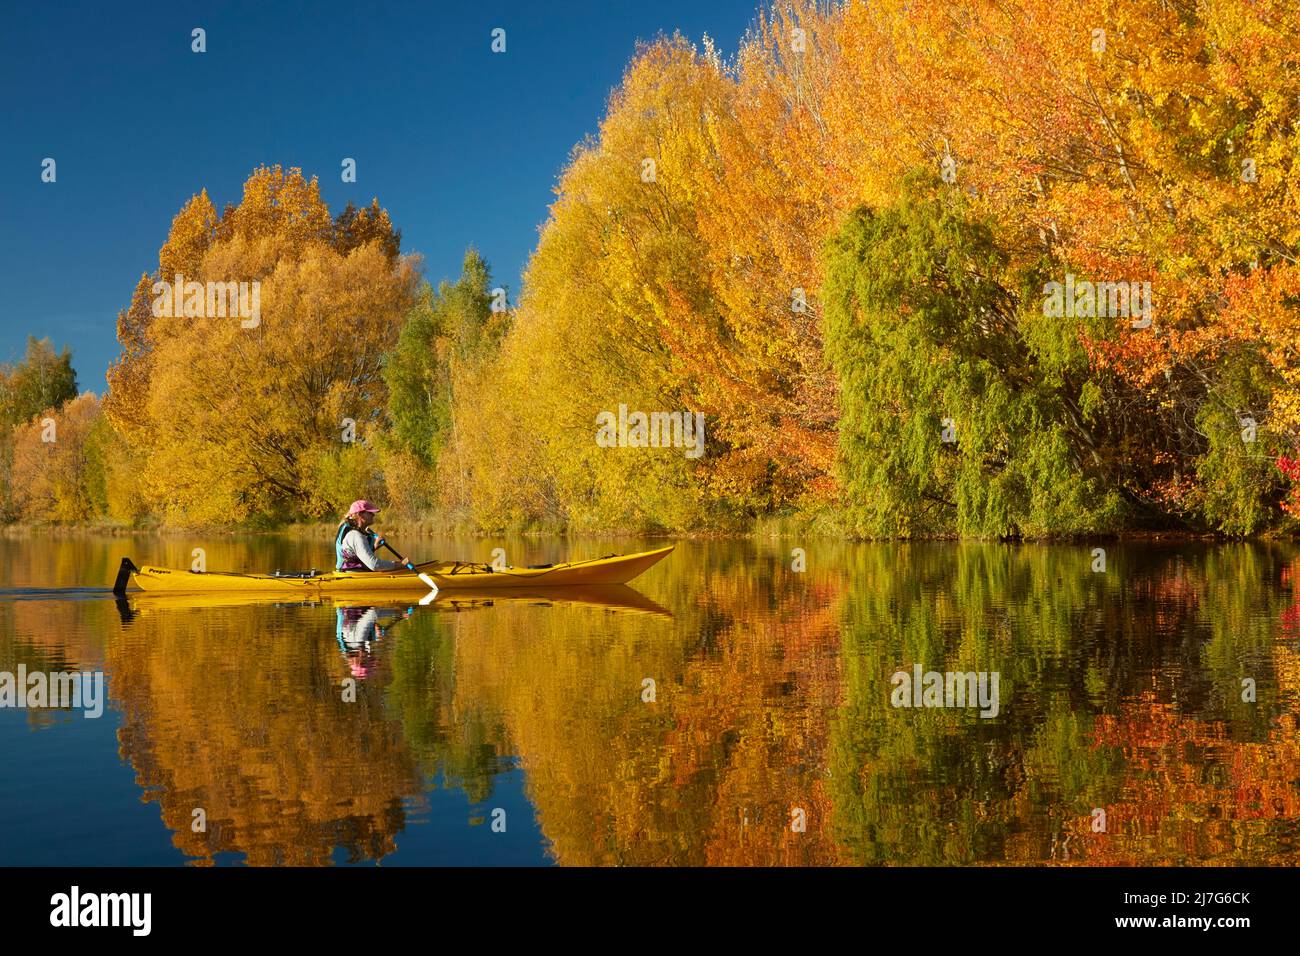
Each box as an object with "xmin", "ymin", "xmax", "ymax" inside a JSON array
[{"xmin": 335, "ymin": 522, "xmax": 374, "ymax": 571}]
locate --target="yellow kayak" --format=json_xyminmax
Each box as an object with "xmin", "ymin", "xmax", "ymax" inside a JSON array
[{"xmin": 112, "ymin": 546, "xmax": 674, "ymax": 595}]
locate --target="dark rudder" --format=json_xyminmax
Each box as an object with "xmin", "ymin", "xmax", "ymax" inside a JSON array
[{"xmin": 112, "ymin": 557, "xmax": 139, "ymax": 597}]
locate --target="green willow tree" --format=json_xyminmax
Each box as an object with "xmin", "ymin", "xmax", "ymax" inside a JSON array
[
  {"xmin": 0, "ymin": 337, "xmax": 78, "ymax": 430},
  {"xmin": 0, "ymin": 338, "xmax": 79, "ymax": 518},
  {"xmin": 1192, "ymin": 350, "xmax": 1286, "ymax": 536},
  {"xmin": 384, "ymin": 248, "xmax": 501, "ymax": 471},
  {"xmin": 822, "ymin": 176, "xmax": 1123, "ymax": 538}
]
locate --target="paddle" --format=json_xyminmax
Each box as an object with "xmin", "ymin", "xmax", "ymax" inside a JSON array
[
  {"xmin": 374, "ymin": 534, "xmax": 442, "ymax": 604},
  {"xmin": 373, "ymin": 535, "xmax": 417, "ymax": 571}
]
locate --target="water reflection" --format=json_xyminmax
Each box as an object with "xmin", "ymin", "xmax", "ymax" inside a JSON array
[
  {"xmin": 1, "ymin": 539, "xmax": 1298, "ymax": 866},
  {"xmin": 95, "ymin": 581, "xmax": 676, "ymax": 865},
  {"xmin": 335, "ymin": 605, "xmax": 411, "ymax": 680}
]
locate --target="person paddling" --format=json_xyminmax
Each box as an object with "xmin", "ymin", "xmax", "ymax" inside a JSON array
[{"xmin": 335, "ymin": 500, "xmax": 403, "ymax": 572}]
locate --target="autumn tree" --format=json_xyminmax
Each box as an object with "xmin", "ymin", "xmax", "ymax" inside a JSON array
[
  {"xmin": 87, "ymin": 2, "xmax": 1300, "ymax": 534},
  {"xmin": 8, "ymin": 393, "xmax": 103, "ymax": 522},
  {"xmin": 335, "ymin": 199, "xmax": 402, "ymax": 261},
  {"xmin": 104, "ymin": 166, "xmax": 415, "ymax": 526},
  {"xmin": 0, "ymin": 338, "xmax": 79, "ymax": 518},
  {"xmin": 825, "ymin": 0, "xmax": 1300, "ymax": 532}
]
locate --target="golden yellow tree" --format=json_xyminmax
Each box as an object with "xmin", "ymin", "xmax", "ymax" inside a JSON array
[
  {"xmin": 9, "ymin": 392, "xmax": 103, "ymax": 522},
  {"xmin": 106, "ymin": 166, "xmax": 414, "ymax": 526}
]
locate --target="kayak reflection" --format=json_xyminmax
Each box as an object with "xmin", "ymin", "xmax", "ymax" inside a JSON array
[
  {"xmin": 117, "ymin": 584, "xmax": 673, "ymax": 620},
  {"xmin": 115, "ymin": 584, "xmax": 674, "ymax": 688}
]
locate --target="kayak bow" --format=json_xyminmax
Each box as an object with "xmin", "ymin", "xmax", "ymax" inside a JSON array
[{"xmin": 112, "ymin": 545, "xmax": 674, "ymax": 595}]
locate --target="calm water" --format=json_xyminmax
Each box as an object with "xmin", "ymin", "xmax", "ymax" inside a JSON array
[{"xmin": 1, "ymin": 536, "xmax": 1297, "ymax": 866}]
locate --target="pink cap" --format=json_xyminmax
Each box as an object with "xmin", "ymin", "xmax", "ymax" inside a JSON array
[{"xmin": 348, "ymin": 500, "xmax": 380, "ymax": 516}]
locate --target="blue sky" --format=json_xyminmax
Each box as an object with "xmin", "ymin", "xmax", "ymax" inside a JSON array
[{"xmin": 0, "ymin": 0, "xmax": 762, "ymax": 388}]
